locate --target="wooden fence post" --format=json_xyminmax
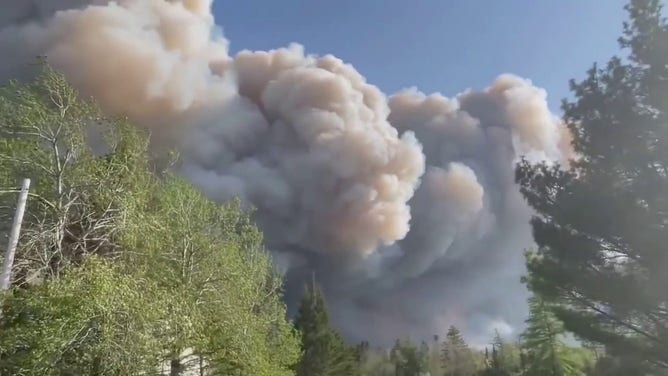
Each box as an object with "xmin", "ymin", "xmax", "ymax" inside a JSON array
[{"xmin": 1, "ymin": 178, "xmax": 31, "ymax": 291}]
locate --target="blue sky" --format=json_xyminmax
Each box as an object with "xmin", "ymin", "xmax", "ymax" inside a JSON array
[{"xmin": 213, "ymin": 0, "xmax": 629, "ymax": 113}]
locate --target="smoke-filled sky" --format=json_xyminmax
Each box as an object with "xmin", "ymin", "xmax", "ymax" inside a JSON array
[
  {"xmin": 0, "ymin": 0, "xmax": 627, "ymax": 347},
  {"xmin": 214, "ymin": 0, "xmax": 628, "ymax": 114}
]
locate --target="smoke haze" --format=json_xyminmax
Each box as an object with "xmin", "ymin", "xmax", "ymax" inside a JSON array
[{"xmin": 0, "ymin": 0, "xmax": 572, "ymax": 345}]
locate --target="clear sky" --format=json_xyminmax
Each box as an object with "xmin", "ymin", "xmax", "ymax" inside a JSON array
[{"xmin": 213, "ymin": 0, "xmax": 629, "ymax": 114}]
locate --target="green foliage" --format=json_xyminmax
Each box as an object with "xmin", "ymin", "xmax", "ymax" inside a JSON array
[
  {"xmin": 0, "ymin": 65, "xmax": 301, "ymax": 375},
  {"xmin": 357, "ymin": 341, "xmax": 396, "ymax": 376},
  {"xmin": 293, "ymin": 283, "xmax": 358, "ymax": 376},
  {"xmin": 488, "ymin": 330, "xmax": 520, "ymax": 375},
  {"xmin": 587, "ymin": 353, "xmax": 666, "ymax": 375},
  {"xmin": 390, "ymin": 338, "xmax": 428, "ymax": 376},
  {"xmin": 5, "ymin": 3, "xmax": 668, "ymax": 372},
  {"xmin": 121, "ymin": 177, "xmax": 301, "ymax": 375},
  {"xmin": 442, "ymin": 325, "xmax": 477, "ymax": 376},
  {"xmin": 427, "ymin": 335, "xmax": 444, "ymax": 376},
  {"xmin": 0, "ymin": 64, "xmax": 156, "ymax": 285},
  {"xmin": 516, "ymin": 0, "xmax": 668, "ymax": 370},
  {"xmin": 520, "ymin": 295, "xmax": 590, "ymax": 376},
  {"xmin": 356, "ymin": 328, "xmax": 598, "ymax": 376},
  {"xmin": 0, "ymin": 256, "xmax": 165, "ymax": 375}
]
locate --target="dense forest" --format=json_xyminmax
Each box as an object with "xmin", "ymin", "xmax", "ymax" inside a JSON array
[{"xmin": 0, "ymin": 0, "xmax": 667, "ymax": 374}]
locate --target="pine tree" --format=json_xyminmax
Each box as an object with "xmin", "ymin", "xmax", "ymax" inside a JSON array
[
  {"xmin": 428, "ymin": 335, "xmax": 443, "ymax": 376},
  {"xmin": 356, "ymin": 340, "xmax": 370, "ymax": 365},
  {"xmin": 491, "ymin": 346, "xmax": 502, "ymax": 372},
  {"xmin": 515, "ymin": 0, "xmax": 668, "ymax": 370},
  {"xmin": 390, "ymin": 338, "xmax": 428, "ymax": 376},
  {"xmin": 442, "ymin": 325, "xmax": 476, "ymax": 376},
  {"xmin": 293, "ymin": 282, "xmax": 358, "ymax": 376},
  {"xmin": 491, "ymin": 330, "xmax": 521, "ymax": 374},
  {"xmin": 589, "ymin": 353, "xmax": 658, "ymax": 375},
  {"xmin": 478, "ymin": 341, "xmax": 510, "ymax": 376},
  {"xmin": 520, "ymin": 296, "xmax": 583, "ymax": 376},
  {"xmin": 418, "ymin": 339, "xmax": 430, "ymax": 375}
]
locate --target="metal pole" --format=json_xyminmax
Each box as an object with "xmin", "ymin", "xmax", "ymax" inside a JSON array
[{"xmin": 1, "ymin": 178, "xmax": 30, "ymax": 291}]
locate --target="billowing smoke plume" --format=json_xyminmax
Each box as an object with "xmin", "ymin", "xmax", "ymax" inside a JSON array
[{"xmin": 0, "ymin": 0, "xmax": 572, "ymax": 345}]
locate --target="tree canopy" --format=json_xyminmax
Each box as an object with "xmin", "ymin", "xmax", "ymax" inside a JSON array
[
  {"xmin": 293, "ymin": 281, "xmax": 358, "ymax": 376},
  {"xmin": 0, "ymin": 65, "xmax": 301, "ymax": 375},
  {"xmin": 519, "ymin": 295, "xmax": 587, "ymax": 376},
  {"xmin": 516, "ymin": 0, "xmax": 668, "ymax": 370},
  {"xmin": 2, "ymin": 0, "xmax": 667, "ymax": 374},
  {"xmin": 442, "ymin": 325, "xmax": 477, "ymax": 376}
]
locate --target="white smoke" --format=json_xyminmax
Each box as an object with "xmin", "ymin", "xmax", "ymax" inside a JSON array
[{"xmin": 0, "ymin": 0, "xmax": 572, "ymax": 344}]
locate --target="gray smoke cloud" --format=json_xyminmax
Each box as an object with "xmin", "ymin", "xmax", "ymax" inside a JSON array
[{"xmin": 0, "ymin": 0, "xmax": 572, "ymax": 346}]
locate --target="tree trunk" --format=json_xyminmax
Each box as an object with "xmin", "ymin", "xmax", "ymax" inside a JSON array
[{"xmin": 170, "ymin": 356, "xmax": 181, "ymax": 376}]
